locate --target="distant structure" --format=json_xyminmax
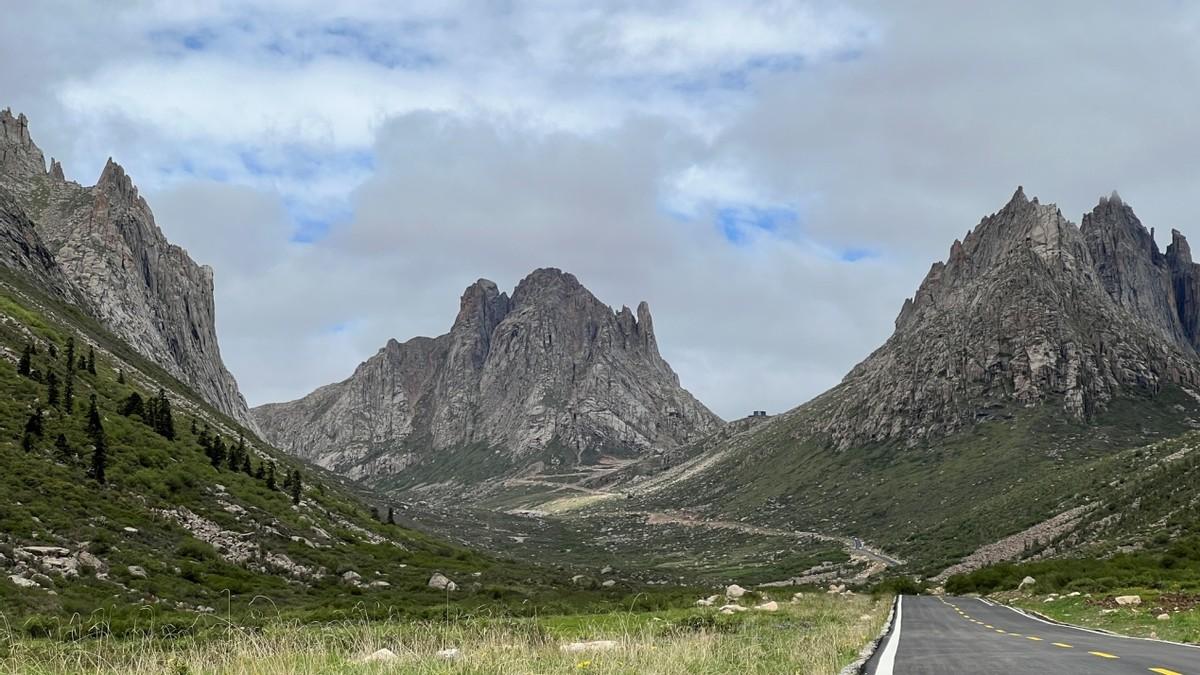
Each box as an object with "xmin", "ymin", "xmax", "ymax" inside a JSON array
[{"xmin": 750, "ymin": 410, "xmax": 768, "ymax": 418}]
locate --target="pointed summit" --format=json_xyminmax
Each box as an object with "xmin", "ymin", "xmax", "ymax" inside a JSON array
[{"xmin": 0, "ymin": 108, "xmax": 47, "ymax": 181}]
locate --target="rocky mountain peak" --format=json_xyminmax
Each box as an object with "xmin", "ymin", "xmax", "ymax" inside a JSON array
[
  {"xmin": 1167, "ymin": 229, "xmax": 1192, "ymax": 266},
  {"xmin": 96, "ymin": 157, "xmax": 142, "ymax": 205},
  {"xmin": 254, "ymin": 269, "xmax": 722, "ymax": 483},
  {"xmin": 0, "ymin": 108, "xmax": 47, "ymax": 181},
  {"xmin": 826, "ymin": 188, "xmax": 1200, "ymax": 450}
]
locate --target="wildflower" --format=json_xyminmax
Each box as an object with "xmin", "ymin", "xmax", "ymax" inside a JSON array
[{"xmin": 576, "ymin": 659, "xmax": 592, "ymax": 669}]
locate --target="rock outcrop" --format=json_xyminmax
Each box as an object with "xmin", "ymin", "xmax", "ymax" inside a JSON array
[
  {"xmin": 811, "ymin": 187, "xmax": 1200, "ymax": 449},
  {"xmin": 253, "ymin": 268, "xmax": 721, "ymax": 481},
  {"xmin": 0, "ymin": 108, "xmax": 255, "ymax": 428}
]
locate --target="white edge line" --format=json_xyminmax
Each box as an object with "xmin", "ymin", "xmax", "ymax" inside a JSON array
[
  {"xmin": 874, "ymin": 596, "xmax": 903, "ymax": 675},
  {"xmin": 986, "ymin": 599, "xmax": 1200, "ymax": 652},
  {"xmin": 979, "ymin": 598, "xmax": 994, "ymax": 606}
]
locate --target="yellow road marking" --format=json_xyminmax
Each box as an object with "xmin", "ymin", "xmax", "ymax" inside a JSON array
[
  {"xmin": 1008, "ymin": 633, "xmax": 1023, "ymax": 637},
  {"xmin": 1052, "ymin": 643, "xmax": 1072, "ymax": 648},
  {"xmin": 1150, "ymin": 668, "xmax": 1182, "ymax": 675},
  {"xmin": 1088, "ymin": 651, "xmax": 1119, "ymax": 659},
  {"xmin": 985, "ymin": 625, "xmax": 994, "ymax": 629},
  {"xmin": 1026, "ymin": 636, "xmax": 1042, "ymax": 641},
  {"xmin": 995, "ymin": 629, "xmax": 1006, "ymax": 634}
]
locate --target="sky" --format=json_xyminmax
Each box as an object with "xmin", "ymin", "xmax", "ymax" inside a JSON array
[{"xmin": 4, "ymin": 1, "xmax": 1200, "ymax": 420}]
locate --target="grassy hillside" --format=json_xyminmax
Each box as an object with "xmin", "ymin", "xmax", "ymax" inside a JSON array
[
  {"xmin": 622, "ymin": 385, "xmax": 1200, "ymax": 574},
  {"xmin": 0, "ymin": 271, "xmax": 679, "ymax": 637}
]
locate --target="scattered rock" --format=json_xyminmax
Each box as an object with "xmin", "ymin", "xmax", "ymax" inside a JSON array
[
  {"xmin": 342, "ymin": 570, "xmax": 362, "ymax": 585},
  {"xmin": 1115, "ymin": 595, "xmax": 1142, "ymax": 606},
  {"xmin": 696, "ymin": 598, "xmax": 714, "ymax": 607},
  {"xmin": 122, "ymin": 527, "xmax": 138, "ymax": 534},
  {"xmin": 754, "ymin": 601, "xmax": 779, "ymax": 612},
  {"xmin": 429, "ymin": 572, "xmax": 457, "ymax": 591},
  {"xmin": 8, "ymin": 575, "xmax": 37, "ymax": 589},
  {"xmin": 127, "ymin": 565, "xmax": 148, "ymax": 579},
  {"xmin": 571, "ymin": 574, "xmax": 586, "ymax": 584},
  {"xmin": 358, "ymin": 648, "xmax": 398, "ymax": 663},
  {"xmin": 561, "ymin": 641, "xmax": 618, "ymax": 653},
  {"xmin": 600, "ymin": 566, "xmax": 612, "ymax": 575},
  {"xmin": 718, "ymin": 604, "xmax": 748, "ymax": 613},
  {"xmin": 436, "ymin": 648, "xmax": 460, "ymax": 660},
  {"xmin": 1018, "ymin": 576, "xmax": 1036, "ymax": 590},
  {"xmin": 1157, "ymin": 613, "xmax": 1170, "ymax": 621},
  {"xmin": 368, "ymin": 580, "xmax": 390, "ymax": 589},
  {"xmin": 791, "ymin": 592, "xmax": 804, "ymax": 603},
  {"xmin": 601, "ymin": 580, "xmax": 615, "ymax": 588},
  {"xmin": 1067, "ymin": 591, "xmax": 1081, "ymax": 597},
  {"xmin": 725, "ymin": 584, "xmax": 746, "ymax": 599}
]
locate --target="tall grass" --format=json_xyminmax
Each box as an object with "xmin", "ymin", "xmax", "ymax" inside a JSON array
[{"xmin": 0, "ymin": 594, "xmax": 888, "ymax": 674}]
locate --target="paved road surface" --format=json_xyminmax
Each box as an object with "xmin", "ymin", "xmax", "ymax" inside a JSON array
[{"xmin": 865, "ymin": 595, "xmax": 1199, "ymax": 674}]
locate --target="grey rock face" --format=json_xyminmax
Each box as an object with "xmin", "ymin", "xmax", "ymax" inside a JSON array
[
  {"xmin": 254, "ymin": 268, "xmax": 722, "ymax": 480},
  {"xmin": 0, "ymin": 109, "xmax": 255, "ymax": 429},
  {"xmin": 815, "ymin": 187, "xmax": 1200, "ymax": 449}
]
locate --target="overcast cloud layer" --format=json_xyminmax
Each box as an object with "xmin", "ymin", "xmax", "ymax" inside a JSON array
[{"xmin": 4, "ymin": 1, "xmax": 1200, "ymax": 419}]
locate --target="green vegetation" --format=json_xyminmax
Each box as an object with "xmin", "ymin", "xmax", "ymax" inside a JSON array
[
  {"xmin": 1011, "ymin": 593, "xmax": 1200, "ymax": 644},
  {"xmin": 0, "ymin": 594, "xmax": 890, "ymax": 674}
]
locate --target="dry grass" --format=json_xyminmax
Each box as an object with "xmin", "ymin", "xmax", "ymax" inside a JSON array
[{"xmin": 0, "ymin": 594, "xmax": 889, "ymax": 674}]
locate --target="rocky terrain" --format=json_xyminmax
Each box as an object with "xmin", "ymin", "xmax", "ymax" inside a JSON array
[
  {"xmin": 253, "ymin": 268, "xmax": 721, "ymax": 484},
  {"xmin": 0, "ymin": 109, "xmax": 255, "ymax": 428}
]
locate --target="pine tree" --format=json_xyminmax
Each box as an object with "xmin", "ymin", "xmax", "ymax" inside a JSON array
[
  {"xmin": 48, "ymin": 343, "xmax": 57, "ymax": 360},
  {"xmin": 77, "ymin": 355, "xmax": 86, "ymax": 371},
  {"xmin": 65, "ymin": 337, "xmax": 75, "ymax": 367},
  {"xmin": 153, "ymin": 388, "xmax": 174, "ymax": 440},
  {"xmin": 265, "ymin": 461, "xmax": 277, "ymax": 490},
  {"xmin": 24, "ymin": 408, "xmax": 44, "ymax": 438},
  {"xmin": 289, "ymin": 469, "xmax": 302, "ymax": 505},
  {"xmin": 86, "ymin": 347, "xmax": 96, "ymax": 375},
  {"xmin": 117, "ymin": 369, "xmax": 125, "ymax": 385},
  {"xmin": 370, "ymin": 506, "xmax": 379, "ymax": 521},
  {"xmin": 210, "ymin": 436, "xmax": 226, "ymax": 469},
  {"xmin": 86, "ymin": 396, "xmax": 107, "ymax": 484},
  {"xmin": 21, "ymin": 433, "xmax": 34, "ymax": 452},
  {"xmin": 46, "ymin": 370, "xmax": 59, "ymax": 408},
  {"xmin": 63, "ymin": 374, "xmax": 74, "ymax": 413},
  {"xmin": 17, "ymin": 343, "xmax": 32, "ymax": 377},
  {"xmin": 190, "ymin": 418, "xmax": 197, "ymax": 436},
  {"xmin": 241, "ymin": 454, "xmax": 252, "ymax": 476},
  {"xmin": 54, "ymin": 433, "xmax": 73, "ymax": 463},
  {"xmin": 121, "ymin": 392, "xmax": 145, "ymax": 418},
  {"xmin": 254, "ymin": 462, "xmax": 265, "ymax": 480},
  {"xmin": 387, "ymin": 506, "xmax": 395, "ymax": 525}
]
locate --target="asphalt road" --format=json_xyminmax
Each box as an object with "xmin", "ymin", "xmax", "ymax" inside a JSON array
[{"xmin": 864, "ymin": 595, "xmax": 1199, "ymax": 674}]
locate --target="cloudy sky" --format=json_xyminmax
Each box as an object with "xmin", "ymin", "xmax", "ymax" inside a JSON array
[{"xmin": 4, "ymin": 1, "xmax": 1200, "ymax": 419}]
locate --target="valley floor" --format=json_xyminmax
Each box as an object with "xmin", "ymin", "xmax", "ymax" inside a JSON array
[{"xmin": 0, "ymin": 594, "xmax": 888, "ymax": 674}]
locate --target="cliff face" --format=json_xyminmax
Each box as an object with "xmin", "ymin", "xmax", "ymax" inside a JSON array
[
  {"xmin": 812, "ymin": 188, "xmax": 1200, "ymax": 450},
  {"xmin": 0, "ymin": 108, "xmax": 255, "ymax": 429},
  {"xmin": 253, "ymin": 269, "xmax": 722, "ymax": 481}
]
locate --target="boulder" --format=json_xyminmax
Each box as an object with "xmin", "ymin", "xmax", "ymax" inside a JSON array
[
  {"xmin": 1114, "ymin": 595, "xmax": 1142, "ymax": 606},
  {"xmin": 342, "ymin": 570, "xmax": 362, "ymax": 585},
  {"xmin": 600, "ymin": 565, "xmax": 613, "ymax": 575},
  {"xmin": 754, "ymin": 601, "xmax": 779, "ymax": 612},
  {"xmin": 717, "ymin": 604, "xmax": 748, "ymax": 613},
  {"xmin": 791, "ymin": 592, "xmax": 804, "ymax": 603},
  {"xmin": 601, "ymin": 580, "xmax": 615, "ymax": 588},
  {"xmin": 428, "ymin": 572, "xmax": 457, "ymax": 591},
  {"xmin": 696, "ymin": 598, "xmax": 714, "ymax": 607},
  {"xmin": 571, "ymin": 574, "xmax": 586, "ymax": 584},
  {"xmin": 725, "ymin": 584, "xmax": 747, "ymax": 599},
  {"xmin": 1157, "ymin": 613, "xmax": 1170, "ymax": 621},
  {"xmin": 436, "ymin": 648, "xmax": 460, "ymax": 660},
  {"xmin": 127, "ymin": 565, "xmax": 148, "ymax": 579},
  {"xmin": 8, "ymin": 575, "xmax": 37, "ymax": 589},
  {"xmin": 358, "ymin": 648, "xmax": 398, "ymax": 663},
  {"xmin": 1018, "ymin": 576, "xmax": 1036, "ymax": 590}
]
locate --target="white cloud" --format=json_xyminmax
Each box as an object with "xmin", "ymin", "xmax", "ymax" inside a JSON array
[{"xmin": 8, "ymin": 1, "xmax": 1200, "ymax": 422}]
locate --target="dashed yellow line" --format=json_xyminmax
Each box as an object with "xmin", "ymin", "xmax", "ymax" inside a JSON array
[
  {"xmin": 1150, "ymin": 668, "xmax": 1182, "ymax": 675},
  {"xmin": 1052, "ymin": 643, "xmax": 1072, "ymax": 649},
  {"xmin": 995, "ymin": 629, "xmax": 1006, "ymax": 634},
  {"xmin": 1026, "ymin": 636, "xmax": 1042, "ymax": 641},
  {"xmin": 1088, "ymin": 651, "xmax": 1119, "ymax": 659}
]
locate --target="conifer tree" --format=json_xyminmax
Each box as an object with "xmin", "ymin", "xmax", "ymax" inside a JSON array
[
  {"xmin": 117, "ymin": 369, "xmax": 125, "ymax": 384},
  {"xmin": 370, "ymin": 506, "xmax": 379, "ymax": 521},
  {"xmin": 153, "ymin": 388, "xmax": 174, "ymax": 440},
  {"xmin": 77, "ymin": 355, "xmax": 86, "ymax": 371},
  {"xmin": 265, "ymin": 461, "xmax": 277, "ymax": 490},
  {"xmin": 121, "ymin": 392, "xmax": 145, "ymax": 418},
  {"xmin": 17, "ymin": 343, "xmax": 32, "ymax": 377},
  {"xmin": 254, "ymin": 462, "xmax": 265, "ymax": 480},
  {"xmin": 190, "ymin": 418, "xmax": 197, "ymax": 436},
  {"xmin": 65, "ymin": 337, "xmax": 75, "ymax": 368},
  {"xmin": 289, "ymin": 469, "xmax": 302, "ymax": 505},
  {"xmin": 46, "ymin": 370, "xmax": 59, "ymax": 408},
  {"xmin": 24, "ymin": 408, "xmax": 44, "ymax": 438},
  {"xmin": 86, "ymin": 395, "xmax": 106, "ymax": 484},
  {"xmin": 241, "ymin": 454, "xmax": 252, "ymax": 476},
  {"xmin": 63, "ymin": 374, "xmax": 74, "ymax": 412},
  {"xmin": 21, "ymin": 433, "xmax": 34, "ymax": 452},
  {"xmin": 86, "ymin": 347, "xmax": 96, "ymax": 375},
  {"xmin": 387, "ymin": 506, "xmax": 395, "ymax": 525},
  {"xmin": 54, "ymin": 433, "xmax": 73, "ymax": 463},
  {"xmin": 210, "ymin": 436, "xmax": 226, "ymax": 469}
]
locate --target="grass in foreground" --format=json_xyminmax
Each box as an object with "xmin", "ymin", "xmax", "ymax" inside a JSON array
[
  {"xmin": 0, "ymin": 594, "xmax": 889, "ymax": 674},
  {"xmin": 1008, "ymin": 592, "xmax": 1200, "ymax": 644}
]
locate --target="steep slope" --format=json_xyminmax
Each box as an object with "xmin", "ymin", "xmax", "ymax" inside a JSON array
[
  {"xmin": 0, "ymin": 108, "xmax": 255, "ymax": 429},
  {"xmin": 620, "ymin": 188, "xmax": 1200, "ymax": 572},
  {"xmin": 253, "ymin": 268, "xmax": 721, "ymax": 485},
  {"xmin": 0, "ymin": 256, "xmax": 583, "ymax": 627}
]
